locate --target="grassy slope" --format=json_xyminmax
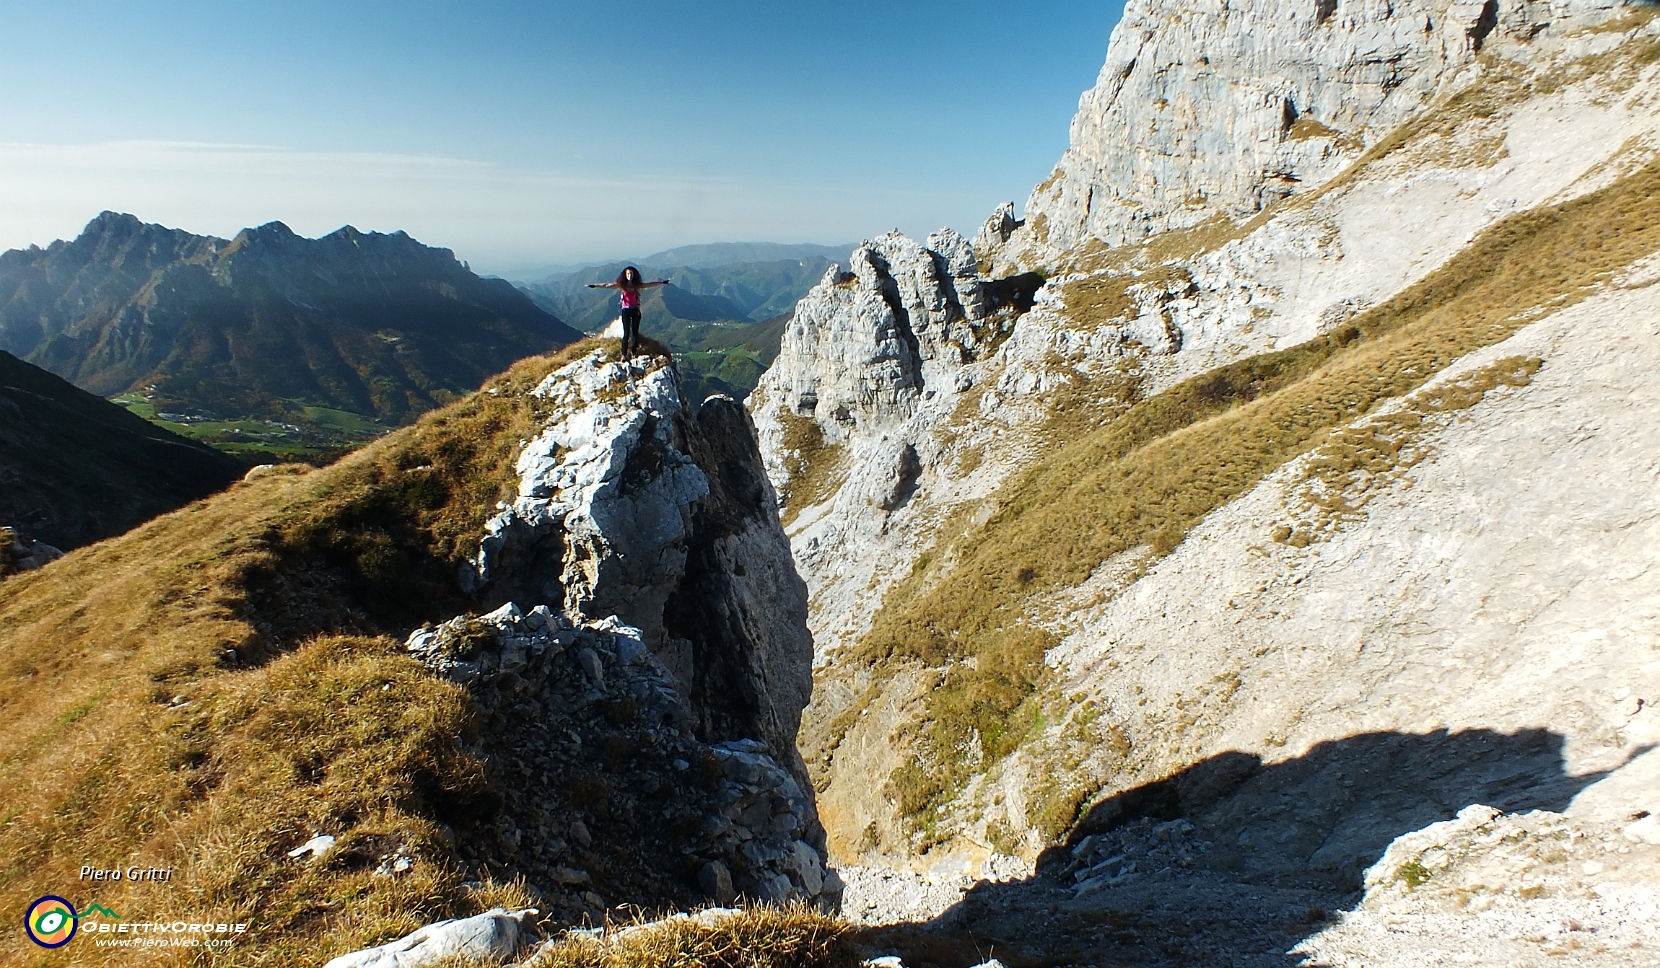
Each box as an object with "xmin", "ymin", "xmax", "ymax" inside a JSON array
[
  {"xmin": 836, "ymin": 140, "xmax": 1660, "ymax": 834},
  {"xmin": 0, "ymin": 351, "xmax": 248, "ymax": 551},
  {"xmin": 0, "ymin": 344, "xmax": 633, "ymax": 966}
]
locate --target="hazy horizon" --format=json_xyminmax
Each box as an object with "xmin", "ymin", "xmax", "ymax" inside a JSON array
[{"xmin": 0, "ymin": 1, "xmax": 1128, "ymax": 273}]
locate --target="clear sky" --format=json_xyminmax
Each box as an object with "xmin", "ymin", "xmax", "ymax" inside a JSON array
[{"xmin": 0, "ymin": 1, "xmax": 1127, "ymax": 276}]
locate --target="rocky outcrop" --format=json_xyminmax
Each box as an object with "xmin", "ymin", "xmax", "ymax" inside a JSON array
[
  {"xmin": 405, "ymin": 347, "xmax": 828, "ymax": 917},
  {"xmin": 752, "ymin": 230, "xmax": 1039, "ymax": 456},
  {"xmin": 995, "ymin": 0, "xmax": 1642, "ymax": 269},
  {"xmin": 464, "ymin": 350, "xmax": 813, "ymax": 771},
  {"xmin": 748, "ymin": 233, "xmax": 1042, "ymax": 662},
  {"xmin": 406, "ymin": 605, "xmax": 835, "ymax": 916},
  {"xmin": 0, "ymin": 527, "xmax": 62, "ymax": 576},
  {"xmin": 323, "ymin": 907, "xmax": 540, "ymax": 968}
]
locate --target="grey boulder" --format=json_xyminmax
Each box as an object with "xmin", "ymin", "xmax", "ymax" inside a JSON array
[{"xmin": 321, "ymin": 907, "xmax": 538, "ymax": 968}]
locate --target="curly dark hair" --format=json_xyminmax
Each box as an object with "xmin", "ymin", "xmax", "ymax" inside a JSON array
[{"xmin": 614, "ymin": 266, "xmax": 642, "ymax": 288}]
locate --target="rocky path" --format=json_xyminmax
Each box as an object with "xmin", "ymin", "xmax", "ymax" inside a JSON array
[{"xmin": 850, "ymin": 807, "xmax": 1660, "ymax": 968}]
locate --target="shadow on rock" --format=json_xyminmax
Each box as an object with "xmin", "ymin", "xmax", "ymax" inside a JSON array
[{"xmin": 858, "ymin": 727, "xmax": 1628, "ymax": 968}]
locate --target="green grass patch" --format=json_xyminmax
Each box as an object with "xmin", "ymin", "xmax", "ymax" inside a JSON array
[
  {"xmin": 295, "ymin": 404, "xmax": 387, "ymax": 434},
  {"xmin": 677, "ymin": 347, "xmax": 770, "ymax": 403},
  {"xmin": 112, "ymin": 393, "xmax": 391, "ymax": 462},
  {"xmin": 1399, "ymin": 859, "xmax": 1433, "ymax": 889}
]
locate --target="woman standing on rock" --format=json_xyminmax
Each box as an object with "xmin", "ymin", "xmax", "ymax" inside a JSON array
[{"xmin": 588, "ymin": 266, "xmax": 669, "ymax": 360}]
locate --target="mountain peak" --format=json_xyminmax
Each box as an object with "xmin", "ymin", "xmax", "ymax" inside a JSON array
[
  {"xmin": 232, "ymin": 220, "xmax": 299, "ymax": 244},
  {"xmin": 86, "ymin": 210, "xmax": 144, "ymax": 232},
  {"xmin": 78, "ymin": 211, "xmax": 157, "ymax": 247}
]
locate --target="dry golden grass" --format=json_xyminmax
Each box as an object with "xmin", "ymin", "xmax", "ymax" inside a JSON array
[
  {"xmin": 1295, "ymin": 55, "xmax": 1537, "ymax": 204},
  {"xmin": 1276, "ymin": 355, "xmax": 1542, "ymax": 546},
  {"xmin": 1575, "ymin": 5, "xmax": 1659, "ymax": 35},
  {"xmin": 774, "ymin": 412, "xmax": 847, "ymax": 528},
  {"xmin": 529, "ymin": 905, "xmax": 853, "ymax": 968},
  {"xmin": 0, "ymin": 341, "xmax": 665, "ymax": 966},
  {"xmin": 862, "ymin": 156, "xmax": 1660, "ymax": 829}
]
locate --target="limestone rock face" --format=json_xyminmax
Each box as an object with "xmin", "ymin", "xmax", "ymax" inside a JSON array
[
  {"xmin": 462, "ymin": 350, "xmax": 812, "ymax": 771},
  {"xmin": 748, "ymin": 233, "xmax": 1042, "ymax": 670},
  {"xmin": 972, "ymin": 202, "xmax": 1021, "ymax": 261},
  {"xmin": 753, "ymin": 230, "xmax": 1037, "ymax": 458},
  {"xmin": 997, "ymin": 0, "xmax": 1636, "ymax": 268},
  {"xmin": 752, "ymin": 0, "xmax": 1660, "ymax": 886}
]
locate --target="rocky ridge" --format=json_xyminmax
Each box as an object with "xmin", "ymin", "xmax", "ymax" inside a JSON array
[
  {"xmin": 995, "ymin": 0, "xmax": 1632, "ymax": 266},
  {"xmin": 748, "ymin": 232, "xmax": 1042, "ymax": 662},
  {"xmin": 465, "ymin": 350, "xmax": 815, "ymax": 774}
]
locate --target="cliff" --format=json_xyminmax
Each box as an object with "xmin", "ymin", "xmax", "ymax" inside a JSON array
[
  {"xmin": 753, "ymin": 2, "xmax": 1660, "ymax": 962},
  {"xmin": 998, "ymin": 0, "xmax": 1631, "ymax": 264}
]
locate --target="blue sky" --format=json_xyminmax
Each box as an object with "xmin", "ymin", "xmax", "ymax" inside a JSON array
[{"xmin": 0, "ymin": 1, "xmax": 1126, "ymax": 275}]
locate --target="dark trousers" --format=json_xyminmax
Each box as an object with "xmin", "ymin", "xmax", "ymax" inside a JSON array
[{"xmin": 620, "ymin": 307, "xmax": 642, "ymax": 356}]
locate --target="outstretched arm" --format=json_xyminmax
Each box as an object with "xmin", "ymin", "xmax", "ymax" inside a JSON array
[
  {"xmin": 643, "ymin": 279, "xmax": 671, "ymax": 288},
  {"xmin": 586, "ymin": 281, "xmax": 621, "ymax": 289}
]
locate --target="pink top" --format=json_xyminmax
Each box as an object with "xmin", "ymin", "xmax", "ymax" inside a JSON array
[{"xmin": 620, "ymin": 287, "xmax": 640, "ymax": 309}]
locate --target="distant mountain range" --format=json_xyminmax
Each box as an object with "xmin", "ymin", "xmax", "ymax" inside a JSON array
[
  {"xmin": 501, "ymin": 242, "xmax": 852, "ymax": 284},
  {"xmin": 519, "ymin": 256, "xmax": 835, "ymax": 332},
  {"xmin": 516, "ymin": 248, "xmax": 849, "ymax": 401},
  {"xmin": 0, "ymin": 350, "xmax": 244, "ymax": 550},
  {"xmin": 622, "ymin": 241, "xmax": 852, "ymax": 272},
  {"xmin": 0, "ymin": 213, "xmax": 581, "ymax": 453}
]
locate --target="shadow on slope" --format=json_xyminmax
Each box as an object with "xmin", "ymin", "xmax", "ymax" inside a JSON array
[
  {"xmin": 862, "ymin": 728, "xmax": 1634, "ymax": 968},
  {"xmin": 0, "ymin": 349, "xmax": 247, "ymax": 550}
]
